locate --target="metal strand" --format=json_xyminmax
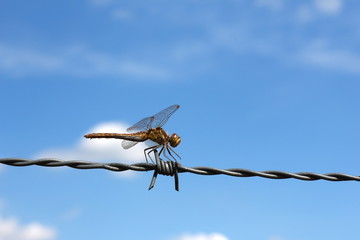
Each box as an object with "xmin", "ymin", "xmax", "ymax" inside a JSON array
[{"xmin": 1, "ymin": 158, "xmax": 359, "ymax": 182}]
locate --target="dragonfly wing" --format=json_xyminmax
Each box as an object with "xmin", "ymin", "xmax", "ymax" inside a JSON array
[
  {"xmin": 126, "ymin": 116, "xmax": 153, "ymax": 133},
  {"xmin": 150, "ymin": 104, "xmax": 180, "ymax": 128},
  {"xmin": 144, "ymin": 139, "xmax": 158, "ymax": 148},
  {"xmin": 121, "ymin": 140, "xmax": 139, "ymax": 149}
]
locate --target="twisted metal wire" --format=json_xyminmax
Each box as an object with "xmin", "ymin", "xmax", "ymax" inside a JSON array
[{"xmin": 1, "ymin": 157, "xmax": 359, "ymax": 182}]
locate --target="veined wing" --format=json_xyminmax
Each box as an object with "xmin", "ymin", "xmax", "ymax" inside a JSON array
[
  {"xmin": 150, "ymin": 104, "xmax": 180, "ymax": 129},
  {"xmin": 121, "ymin": 140, "xmax": 139, "ymax": 149},
  {"xmin": 126, "ymin": 116, "xmax": 153, "ymax": 133},
  {"xmin": 126, "ymin": 104, "xmax": 180, "ymax": 132}
]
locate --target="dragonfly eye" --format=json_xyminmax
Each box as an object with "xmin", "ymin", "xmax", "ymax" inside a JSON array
[{"xmin": 169, "ymin": 133, "xmax": 181, "ymax": 147}]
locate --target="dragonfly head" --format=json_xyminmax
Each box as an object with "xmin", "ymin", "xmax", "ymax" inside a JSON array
[{"xmin": 169, "ymin": 133, "xmax": 181, "ymax": 147}]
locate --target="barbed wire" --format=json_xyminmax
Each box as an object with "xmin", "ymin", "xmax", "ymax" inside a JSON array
[{"xmin": 1, "ymin": 152, "xmax": 359, "ymax": 191}]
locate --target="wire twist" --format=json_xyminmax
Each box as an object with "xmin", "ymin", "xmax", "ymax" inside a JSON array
[
  {"xmin": 1, "ymin": 157, "xmax": 359, "ymax": 190},
  {"xmin": 148, "ymin": 150, "xmax": 180, "ymax": 190}
]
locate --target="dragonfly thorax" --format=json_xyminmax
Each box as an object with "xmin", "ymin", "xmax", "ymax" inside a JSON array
[
  {"xmin": 147, "ymin": 128, "xmax": 181, "ymax": 148},
  {"xmin": 147, "ymin": 128, "xmax": 168, "ymax": 145}
]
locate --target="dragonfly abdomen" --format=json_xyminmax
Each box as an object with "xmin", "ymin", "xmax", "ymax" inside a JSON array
[{"xmin": 84, "ymin": 132, "xmax": 148, "ymax": 142}]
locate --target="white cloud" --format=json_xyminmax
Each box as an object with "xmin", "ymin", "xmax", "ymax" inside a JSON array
[
  {"xmin": 0, "ymin": 216, "xmax": 56, "ymax": 240},
  {"xmin": 173, "ymin": 233, "xmax": 229, "ymax": 240},
  {"xmin": 0, "ymin": 44, "xmax": 168, "ymax": 80},
  {"xmin": 34, "ymin": 122, "xmax": 146, "ymax": 164},
  {"xmin": 315, "ymin": 0, "xmax": 342, "ymax": 15}
]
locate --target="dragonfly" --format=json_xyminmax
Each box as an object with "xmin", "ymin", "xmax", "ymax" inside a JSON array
[{"xmin": 84, "ymin": 104, "xmax": 181, "ymax": 162}]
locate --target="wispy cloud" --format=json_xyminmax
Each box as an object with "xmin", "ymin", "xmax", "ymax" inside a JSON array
[
  {"xmin": 0, "ymin": 215, "xmax": 56, "ymax": 240},
  {"xmin": 297, "ymin": 0, "xmax": 343, "ymax": 23},
  {"xmin": 268, "ymin": 236, "xmax": 285, "ymax": 240},
  {"xmin": 111, "ymin": 9, "xmax": 133, "ymax": 20},
  {"xmin": 172, "ymin": 233, "xmax": 229, "ymax": 240},
  {"xmin": 297, "ymin": 40, "xmax": 360, "ymax": 74},
  {"xmin": 1, "ymin": 0, "xmax": 355, "ymax": 81},
  {"xmin": 296, "ymin": 5, "xmax": 315, "ymax": 23},
  {"xmin": 0, "ymin": 44, "xmax": 169, "ymax": 80},
  {"xmin": 34, "ymin": 122, "xmax": 146, "ymax": 165},
  {"xmin": 90, "ymin": 0, "xmax": 114, "ymax": 7},
  {"xmin": 0, "ymin": 45, "xmax": 62, "ymax": 74},
  {"xmin": 199, "ymin": 8, "xmax": 360, "ymax": 76},
  {"xmin": 256, "ymin": 0, "xmax": 284, "ymax": 11},
  {"xmin": 315, "ymin": 0, "xmax": 343, "ymax": 15},
  {"xmin": 60, "ymin": 207, "xmax": 82, "ymax": 222}
]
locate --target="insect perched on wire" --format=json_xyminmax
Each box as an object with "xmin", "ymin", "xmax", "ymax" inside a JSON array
[{"xmin": 84, "ymin": 104, "xmax": 181, "ymax": 162}]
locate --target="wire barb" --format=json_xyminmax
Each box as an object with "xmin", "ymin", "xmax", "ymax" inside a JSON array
[
  {"xmin": 148, "ymin": 150, "xmax": 180, "ymax": 191},
  {"xmin": 1, "ymin": 158, "xmax": 360, "ymax": 191}
]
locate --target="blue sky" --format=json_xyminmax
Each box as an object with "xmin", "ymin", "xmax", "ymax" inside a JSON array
[{"xmin": 1, "ymin": 0, "xmax": 360, "ymax": 239}]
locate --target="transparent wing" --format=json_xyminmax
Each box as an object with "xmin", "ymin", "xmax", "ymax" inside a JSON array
[
  {"xmin": 126, "ymin": 116, "xmax": 154, "ymax": 133},
  {"xmin": 149, "ymin": 104, "xmax": 180, "ymax": 129},
  {"xmin": 144, "ymin": 139, "xmax": 158, "ymax": 148},
  {"xmin": 121, "ymin": 140, "xmax": 139, "ymax": 149},
  {"xmin": 126, "ymin": 104, "xmax": 179, "ymax": 132}
]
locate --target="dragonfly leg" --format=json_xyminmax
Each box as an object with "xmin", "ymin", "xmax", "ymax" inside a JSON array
[
  {"xmin": 144, "ymin": 145, "xmax": 160, "ymax": 163},
  {"xmin": 144, "ymin": 147, "xmax": 154, "ymax": 163},
  {"xmin": 166, "ymin": 148, "xmax": 176, "ymax": 161},
  {"xmin": 148, "ymin": 145, "xmax": 162, "ymax": 162},
  {"xmin": 159, "ymin": 145, "xmax": 165, "ymax": 155},
  {"xmin": 159, "ymin": 144, "xmax": 179, "ymax": 162},
  {"xmin": 165, "ymin": 147, "xmax": 179, "ymax": 162},
  {"xmin": 162, "ymin": 146, "xmax": 175, "ymax": 162},
  {"xmin": 168, "ymin": 146, "xmax": 181, "ymax": 160}
]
